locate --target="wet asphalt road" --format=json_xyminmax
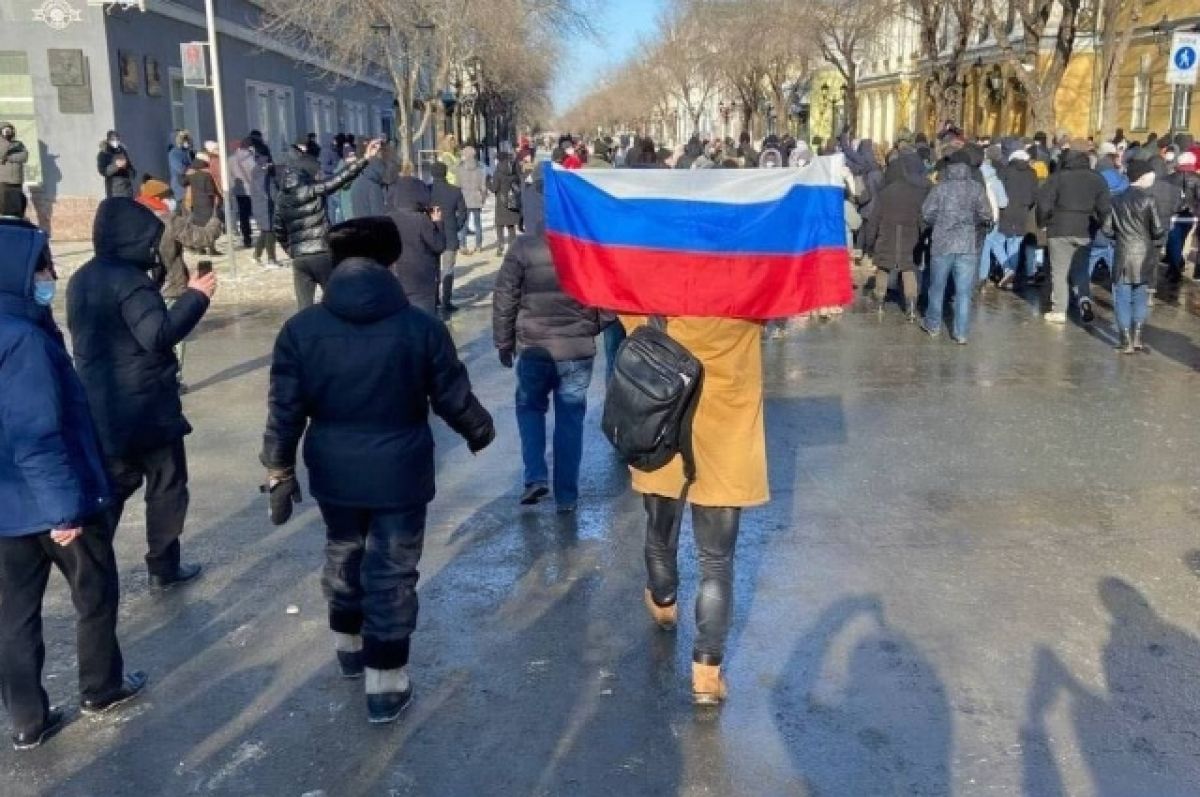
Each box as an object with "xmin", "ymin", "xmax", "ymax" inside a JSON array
[{"xmin": 4, "ymin": 260, "xmax": 1200, "ymax": 797}]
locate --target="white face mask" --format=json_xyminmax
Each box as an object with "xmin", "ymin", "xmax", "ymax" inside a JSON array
[
  {"xmin": 109, "ymin": 138, "xmax": 121, "ymax": 149},
  {"xmin": 34, "ymin": 279, "xmax": 56, "ymax": 307},
  {"xmin": 164, "ymin": 198, "xmax": 178, "ymax": 213}
]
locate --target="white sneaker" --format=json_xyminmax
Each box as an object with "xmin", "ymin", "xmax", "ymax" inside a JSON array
[{"xmin": 1045, "ymin": 311, "xmax": 1067, "ymax": 325}]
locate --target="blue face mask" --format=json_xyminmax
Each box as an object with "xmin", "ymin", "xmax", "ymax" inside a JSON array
[{"xmin": 33, "ymin": 280, "xmax": 56, "ymax": 307}]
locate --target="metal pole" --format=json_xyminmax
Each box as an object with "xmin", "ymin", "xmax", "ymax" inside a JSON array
[{"xmin": 205, "ymin": 0, "xmax": 237, "ymax": 282}]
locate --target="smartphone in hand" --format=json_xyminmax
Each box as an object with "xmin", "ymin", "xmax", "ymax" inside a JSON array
[{"xmin": 197, "ymin": 260, "xmax": 213, "ymax": 277}]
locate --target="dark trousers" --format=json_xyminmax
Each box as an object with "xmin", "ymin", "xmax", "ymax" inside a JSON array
[
  {"xmin": 253, "ymin": 231, "xmax": 277, "ymax": 262},
  {"xmin": 235, "ymin": 195, "xmax": 253, "ymax": 247},
  {"xmin": 292, "ymin": 252, "xmax": 333, "ymax": 309},
  {"xmin": 318, "ymin": 502, "xmax": 427, "ymax": 670},
  {"xmin": 0, "ymin": 528, "xmax": 124, "ymax": 735},
  {"xmin": 643, "ymin": 495, "xmax": 741, "ymax": 665},
  {"xmin": 102, "ymin": 438, "xmax": 189, "ymax": 576}
]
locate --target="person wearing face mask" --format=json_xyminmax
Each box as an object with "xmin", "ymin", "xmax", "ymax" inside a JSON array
[
  {"xmin": 97, "ymin": 130, "xmax": 136, "ymax": 198},
  {"xmin": 0, "ymin": 122, "xmax": 29, "ymax": 206},
  {"xmin": 0, "ymin": 189, "xmax": 149, "ymax": 750},
  {"xmin": 136, "ymin": 178, "xmax": 220, "ymax": 390},
  {"xmin": 66, "ymin": 198, "xmax": 217, "ymax": 591}
]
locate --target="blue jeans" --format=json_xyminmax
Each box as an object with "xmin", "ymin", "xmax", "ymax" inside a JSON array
[
  {"xmin": 978, "ymin": 229, "xmax": 1017, "ymax": 282},
  {"xmin": 459, "ymin": 208, "xmax": 483, "ymax": 250},
  {"xmin": 1089, "ymin": 237, "xmax": 1114, "ymax": 278},
  {"xmin": 925, "ymin": 253, "xmax": 975, "ymax": 339},
  {"xmin": 603, "ymin": 322, "xmax": 625, "ymax": 384},
  {"xmin": 1167, "ymin": 218, "xmax": 1195, "ymax": 277},
  {"xmin": 515, "ymin": 354, "xmax": 594, "ymax": 505},
  {"xmin": 1112, "ymin": 282, "xmax": 1149, "ymax": 330}
]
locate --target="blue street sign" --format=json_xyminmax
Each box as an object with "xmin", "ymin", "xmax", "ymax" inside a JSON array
[
  {"xmin": 1168, "ymin": 33, "xmax": 1200, "ymax": 85},
  {"xmin": 1176, "ymin": 47, "xmax": 1197, "ymax": 71}
]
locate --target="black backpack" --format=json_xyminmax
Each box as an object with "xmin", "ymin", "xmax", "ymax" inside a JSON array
[{"xmin": 602, "ymin": 316, "xmax": 703, "ymax": 497}]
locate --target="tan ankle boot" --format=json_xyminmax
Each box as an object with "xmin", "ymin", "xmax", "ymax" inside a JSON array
[
  {"xmin": 643, "ymin": 589, "xmax": 678, "ymax": 630},
  {"xmin": 692, "ymin": 662, "xmax": 727, "ymax": 706}
]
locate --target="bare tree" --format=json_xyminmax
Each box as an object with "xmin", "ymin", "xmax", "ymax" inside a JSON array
[
  {"xmin": 800, "ymin": 0, "xmax": 898, "ymax": 135},
  {"xmin": 645, "ymin": 0, "xmax": 720, "ymax": 135},
  {"xmin": 908, "ymin": 0, "xmax": 977, "ymax": 130},
  {"xmin": 259, "ymin": 0, "xmax": 588, "ymax": 159},
  {"xmin": 1092, "ymin": 0, "xmax": 1146, "ymax": 140},
  {"xmin": 982, "ymin": 0, "xmax": 1084, "ymax": 132}
]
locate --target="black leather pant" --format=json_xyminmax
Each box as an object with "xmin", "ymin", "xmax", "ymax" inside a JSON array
[{"xmin": 643, "ymin": 495, "xmax": 741, "ymax": 665}]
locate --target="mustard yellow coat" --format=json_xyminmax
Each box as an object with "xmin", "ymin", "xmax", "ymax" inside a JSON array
[{"xmin": 620, "ymin": 316, "xmax": 769, "ymax": 508}]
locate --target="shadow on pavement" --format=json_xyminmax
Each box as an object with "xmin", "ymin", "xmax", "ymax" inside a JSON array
[
  {"xmin": 772, "ymin": 595, "xmax": 953, "ymax": 795},
  {"xmin": 1021, "ymin": 576, "xmax": 1200, "ymax": 797}
]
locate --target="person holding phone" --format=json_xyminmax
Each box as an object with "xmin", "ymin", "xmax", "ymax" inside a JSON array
[{"xmin": 387, "ymin": 178, "xmax": 446, "ymax": 314}]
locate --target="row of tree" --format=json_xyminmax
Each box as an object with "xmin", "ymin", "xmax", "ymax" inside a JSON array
[
  {"xmin": 561, "ymin": 0, "xmax": 1146, "ymax": 143},
  {"xmin": 258, "ymin": 0, "xmax": 590, "ymax": 156}
]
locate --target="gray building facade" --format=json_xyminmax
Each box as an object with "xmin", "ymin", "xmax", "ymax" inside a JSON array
[{"xmin": 1, "ymin": 0, "xmax": 396, "ymax": 239}]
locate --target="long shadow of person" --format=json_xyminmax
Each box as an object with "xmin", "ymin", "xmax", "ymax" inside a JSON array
[
  {"xmin": 772, "ymin": 594, "xmax": 953, "ymax": 796},
  {"xmin": 1021, "ymin": 577, "xmax": 1200, "ymax": 796}
]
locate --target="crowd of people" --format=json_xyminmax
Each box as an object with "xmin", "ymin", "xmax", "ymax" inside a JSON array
[{"xmin": 1, "ymin": 114, "xmax": 1197, "ymax": 749}]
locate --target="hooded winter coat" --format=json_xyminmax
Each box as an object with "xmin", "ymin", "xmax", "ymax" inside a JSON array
[
  {"xmin": 168, "ymin": 134, "xmax": 193, "ymax": 200},
  {"xmin": 860, "ymin": 153, "xmax": 930, "ymax": 272},
  {"xmin": 185, "ymin": 163, "xmax": 221, "ymax": 225},
  {"xmin": 97, "ymin": 141, "xmax": 136, "ymax": 198},
  {"xmin": 456, "ymin": 153, "xmax": 488, "ymax": 210},
  {"xmin": 261, "ymin": 257, "xmax": 494, "ymax": 508},
  {"xmin": 273, "ymin": 153, "xmax": 369, "ymax": 258},
  {"xmin": 490, "ymin": 155, "xmax": 522, "ymax": 227},
  {"xmin": 0, "ymin": 217, "xmax": 110, "ymax": 537},
  {"xmin": 66, "ymin": 199, "xmax": 210, "ymax": 458},
  {"xmin": 921, "ymin": 162, "xmax": 992, "ymax": 257},
  {"xmin": 348, "ymin": 158, "xmax": 393, "ymax": 219},
  {"xmin": 1036, "ymin": 150, "xmax": 1112, "ymax": 238},
  {"xmin": 492, "ymin": 185, "xmax": 612, "ymax": 361},
  {"xmin": 1103, "ymin": 186, "xmax": 1165, "ymax": 284},
  {"xmin": 0, "ymin": 123, "xmax": 29, "ymax": 186},
  {"xmin": 388, "ymin": 179, "xmax": 445, "ymax": 314},
  {"xmin": 998, "ymin": 159, "xmax": 1038, "ymax": 237}
]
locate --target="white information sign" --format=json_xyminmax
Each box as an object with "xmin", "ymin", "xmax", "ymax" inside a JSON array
[{"xmin": 1167, "ymin": 32, "xmax": 1200, "ymax": 86}]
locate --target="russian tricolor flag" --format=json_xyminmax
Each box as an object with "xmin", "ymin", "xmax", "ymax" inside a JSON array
[{"xmin": 543, "ymin": 157, "xmax": 853, "ymax": 319}]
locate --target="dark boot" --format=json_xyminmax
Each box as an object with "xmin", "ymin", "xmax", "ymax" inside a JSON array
[
  {"xmin": 1132, "ymin": 324, "xmax": 1145, "ymax": 352},
  {"xmin": 366, "ymin": 667, "xmax": 413, "ymax": 725},
  {"xmin": 1116, "ymin": 328, "xmax": 1133, "ymax": 354},
  {"xmin": 441, "ymin": 275, "xmax": 458, "ymax": 313}
]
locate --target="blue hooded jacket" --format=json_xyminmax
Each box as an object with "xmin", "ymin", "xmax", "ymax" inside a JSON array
[{"xmin": 0, "ymin": 217, "xmax": 110, "ymax": 536}]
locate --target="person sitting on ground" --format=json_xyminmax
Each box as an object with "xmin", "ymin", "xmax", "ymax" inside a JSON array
[{"xmin": 261, "ymin": 216, "xmax": 494, "ymax": 725}]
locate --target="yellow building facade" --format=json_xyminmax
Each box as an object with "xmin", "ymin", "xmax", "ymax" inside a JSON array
[{"xmin": 856, "ymin": 1, "xmax": 1200, "ymax": 146}]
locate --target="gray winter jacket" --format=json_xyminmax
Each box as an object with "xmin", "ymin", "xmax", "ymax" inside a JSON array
[
  {"xmin": 456, "ymin": 157, "xmax": 488, "ymax": 210},
  {"xmin": 0, "ymin": 125, "xmax": 29, "ymax": 186},
  {"xmin": 921, "ymin": 163, "xmax": 992, "ymax": 257}
]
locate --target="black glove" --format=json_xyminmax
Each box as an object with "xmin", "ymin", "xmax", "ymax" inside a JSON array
[
  {"xmin": 498, "ymin": 348, "xmax": 514, "ymax": 368},
  {"xmin": 468, "ymin": 422, "xmax": 496, "ymax": 454},
  {"xmin": 261, "ymin": 471, "xmax": 302, "ymax": 526}
]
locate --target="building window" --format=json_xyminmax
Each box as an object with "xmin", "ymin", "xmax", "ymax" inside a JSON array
[
  {"xmin": 246, "ymin": 80, "xmax": 295, "ymax": 157},
  {"xmin": 1172, "ymin": 85, "xmax": 1193, "ymax": 131},
  {"xmin": 0, "ymin": 52, "xmax": 41, "ymax": 185},
  {"xmin": 1131, "ymin": 54, "xmax": 1151, "ymax": 131}
]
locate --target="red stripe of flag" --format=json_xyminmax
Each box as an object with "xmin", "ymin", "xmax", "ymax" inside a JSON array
[{"xmin": 547, "ymin": 232, "xmax": 853, "ymax": 319}]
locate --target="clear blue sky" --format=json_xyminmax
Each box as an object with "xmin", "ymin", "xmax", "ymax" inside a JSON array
[{"xmin": 551, "ymin": 0, "xmax": 663, "ymax": 114}]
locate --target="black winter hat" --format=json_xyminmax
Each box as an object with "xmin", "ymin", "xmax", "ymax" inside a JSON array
[
  {"xmin": 1126, "ymin": 160, "xmax": 1154, "ymax": 183},
  {"xmin": 329, "ymin": 217, "xmax": 402, "ymax": 267}
]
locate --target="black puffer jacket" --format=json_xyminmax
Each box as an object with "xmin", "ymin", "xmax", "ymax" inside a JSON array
[
  {"xmin": 261, "ymin": 258, "xmax": 494, "ymax": 509},
  {"xmin": 388, "ymin": 180, "xmax": 445, "ymax": 314},
  {"xmin": 430, "ymin": 177, "xmax": 468, "ymax": 252},
  {"xmin": 67, "ymin": 199, "xmax": 210, "ymax": 457},
  {"xmin": 1167, "ymin": 171, "xmax": 1200, "ymax": 216},
  {"xmin": 490, "ymin": 156, "xmax": 522, "ymax": 227},
  {"xmin": 1104, "ymin": 187, "xmax": 1165, "ymax": 284},
  {"xmin": 273, "ymin": 154, "xmax": 369, "ymax": 257},
  {"xmin": 998, "ymin": 159, "xmax": 1038, "ymax": 237},
  {"xmin": 492, "ymin": 193, "xmax": 613, "ymax": 360},
  {"xmin": 1036, "ymin": 151, "xmax": 1112, "ymax": 238},
  {"xmin": 860, "ymin": 153, "xmax": 929, "ymax": 272},
  {"xmin": 97, "ymin": 142, "xmax": 136, "ymax": 198}
]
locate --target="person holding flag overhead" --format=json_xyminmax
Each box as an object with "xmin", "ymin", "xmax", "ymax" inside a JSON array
[{"xmin": 540, "ymin": 159, "xmax": 852, "ymax": 705}]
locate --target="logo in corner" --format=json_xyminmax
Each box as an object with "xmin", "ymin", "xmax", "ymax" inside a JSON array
[{"xmin": 34, "ymin": 0, "xmax": 83, "ymax": 30}]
